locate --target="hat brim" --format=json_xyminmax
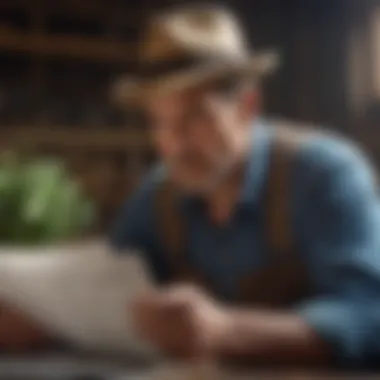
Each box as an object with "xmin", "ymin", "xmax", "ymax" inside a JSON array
[{"xmin": 112, "ymin": 50, "xmax": 280, "ymax": 107}]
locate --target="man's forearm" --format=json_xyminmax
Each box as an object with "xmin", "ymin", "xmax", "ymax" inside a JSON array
[{"xmin": 217, "ymin": 309, "xmax": 332, "ymax": 367}]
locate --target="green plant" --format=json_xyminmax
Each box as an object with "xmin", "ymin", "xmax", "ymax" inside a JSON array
[{"xmin": 0, "ymin": 151, "xmax": 94, "ymax": 244}]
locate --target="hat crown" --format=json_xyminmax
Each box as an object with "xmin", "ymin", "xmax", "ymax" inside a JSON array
[
  {"xmin": 113, "ymin": 5, "xmax": 279, "ymax": 106},
  {"xmin": 139, "ymin": 5, "xmax": 248, "ymax": 63}
]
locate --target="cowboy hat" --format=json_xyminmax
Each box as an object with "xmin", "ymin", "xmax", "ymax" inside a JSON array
[{"xmin": 113, "ymin": 4, "xmax": 280, "ymax": 106}]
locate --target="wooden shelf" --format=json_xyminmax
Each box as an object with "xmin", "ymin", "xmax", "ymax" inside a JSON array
[
  {"xmin": 1, "ymin": 127, "xmax": 152, "ymax": 151},
  {"xmin": 0, "ymin": 30, "xmax": 135, "ymax": 62},
  {"xmin": 0, "ymin": 0, "xmax": 152, "ymax": 222},
  {"xmin": 0, "ymin": 0, "xmax": 146, "ymax": 25}
]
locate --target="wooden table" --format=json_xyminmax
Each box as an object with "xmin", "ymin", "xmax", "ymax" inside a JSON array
[
  {"xmin": 0, "ymin": 354, "xmax": 378, "ymax": 380},
  {"xmin": 0, "ymin": 242, "xmax": 378, "ymax": 379}
]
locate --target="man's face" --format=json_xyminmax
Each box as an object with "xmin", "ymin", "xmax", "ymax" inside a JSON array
[{"xmin": 145, "ymin": 85, "xmax": 254, "ymax": 194}]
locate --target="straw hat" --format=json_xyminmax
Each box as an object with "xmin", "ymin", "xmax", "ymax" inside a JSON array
[{"xmin": 114, "ymin": 4, "xmax": 280, "ymax": 106}]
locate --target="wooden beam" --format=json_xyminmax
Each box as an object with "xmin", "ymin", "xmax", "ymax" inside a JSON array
[
  {"xmin": 0, "ymin": 0, "xmax": 144, "ymax": 26},
  {"xmin": 0, "ymin": 31, "xmax": 135, "ymax": 63},
  {"xmin": 1, "ymin": 127, "xmax": 152, "ymax": 151}
]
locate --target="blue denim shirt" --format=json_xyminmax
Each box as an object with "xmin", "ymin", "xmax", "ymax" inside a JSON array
[{"xmin": 110, "ymin": 121, "xmax": 380, "ymax": 367}]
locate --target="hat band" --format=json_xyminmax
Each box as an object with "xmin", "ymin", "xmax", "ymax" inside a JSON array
[
  {"xmin": 139, "ymin": 55, "xmax": 208, "ymax": 79},
  {"xmin": 138, "ymin": 54, "xmax": 239, "ymax": 80}
]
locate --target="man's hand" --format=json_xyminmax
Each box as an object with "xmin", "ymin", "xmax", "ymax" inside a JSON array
[
  {"xmin": 132, "ymin": 285, "xmax": 331, "ymax": 366},
  {"xmin": 0, "ymin": 303, "xmax": 53, "ymax": 352},
  {"xmin": 132, "ymin": 284, "xmax": 231, "ymax": 358}
]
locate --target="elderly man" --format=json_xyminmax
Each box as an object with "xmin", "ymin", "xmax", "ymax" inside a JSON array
[{"xmin": 111, "ymin": 4, "xmax": 380, "ymax": 368}]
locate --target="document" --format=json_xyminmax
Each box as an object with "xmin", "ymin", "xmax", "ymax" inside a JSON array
[{"xmin": 0, "ymin": 240, "xmax": 155, "ymax": 355}]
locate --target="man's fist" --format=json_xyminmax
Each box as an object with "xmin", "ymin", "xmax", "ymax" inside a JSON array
[
  {"xmin": 132, "ymin": 284, "xmax": 231, "ymax": 358},
  {"xmin": 0, "ymin": 303, "xmax": 53, "ymax": 352}
]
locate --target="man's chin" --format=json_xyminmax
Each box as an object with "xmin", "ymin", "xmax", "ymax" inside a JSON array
[
  {"xmin": 174, "ymin": 176, "xmax": 221, "ymax": 195},
  {"xmin": 170, "ymin": 163, "xmax": 233, "ymax": 195}
]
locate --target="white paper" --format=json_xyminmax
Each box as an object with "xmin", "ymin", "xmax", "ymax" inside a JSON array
[{"xmin": 0, "ymin": 240, "xmax": 156, "ymax": 355}]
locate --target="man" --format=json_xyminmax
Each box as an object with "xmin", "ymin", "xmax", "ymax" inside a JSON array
[{"xmin": 111, "ymin": 4, "xmax": 380, "ymax": 368}]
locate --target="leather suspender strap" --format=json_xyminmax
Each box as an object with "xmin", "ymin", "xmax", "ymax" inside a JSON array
[
  {"xmin": 155, "ymin": 177, "xmax": 188, "ymax": 280},
  {"xmin": 155, "ymin": 177, "xmax": 209, "ymax": 286},
  {"xmin": 265, "ymin": 123, "xmax": 308, "ymax": 255},
  {"xmin": 238, "ymin": 122, "xmax": 311, "ymax": 307}
]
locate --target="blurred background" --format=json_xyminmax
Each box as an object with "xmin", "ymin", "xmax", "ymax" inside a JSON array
[{"xmin": 0, "ymin": 0, "xmax": 379, "ymax": 233}]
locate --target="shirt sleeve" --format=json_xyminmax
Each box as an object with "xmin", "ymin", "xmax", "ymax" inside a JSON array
[
  {"xmin": 293, "ymin": 136, "xmax": 380, "ymax": 367},
  {"xmin": 108, "ymin": 168, "xmax": 172, "ymax": 283}
]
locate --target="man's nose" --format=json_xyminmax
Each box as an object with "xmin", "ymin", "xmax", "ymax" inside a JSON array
[{"xmin": 164, "ymin": 134, "xmax": 190, "ymax": 157}]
